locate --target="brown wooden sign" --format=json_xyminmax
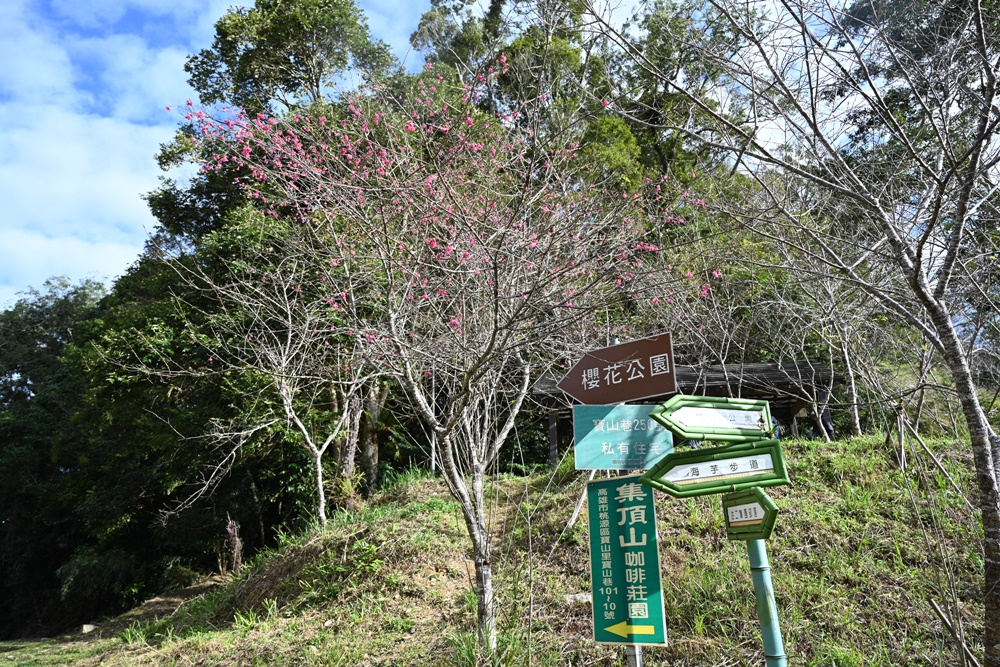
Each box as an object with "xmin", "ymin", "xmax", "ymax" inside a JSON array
[{"xmin": 558, "ymin": 334, "xmax": 676, "ymax": 404}]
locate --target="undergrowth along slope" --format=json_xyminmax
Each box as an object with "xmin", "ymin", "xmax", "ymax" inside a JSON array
[{"xmin": 0, "ymin": 435, "xmax": 983, "ymax": 666}]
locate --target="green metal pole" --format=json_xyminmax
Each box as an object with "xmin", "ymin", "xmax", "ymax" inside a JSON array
[{"xmin": 747, "ymin": 539, "xmax": 787, "ymax": 667}]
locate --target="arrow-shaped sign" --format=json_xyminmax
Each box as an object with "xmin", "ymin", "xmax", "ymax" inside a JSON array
[
  {"xmin": 650, "ymin": 395, "xmax": 772, "ymax": 443},
  {"xmin": 722, "ymin": 487, "xmax": 779, "ymax": 540},
  {"xmin": 604, "ymin": 621, "xmax": 658, "ymax": 638},
  {"xmin": 640, "ymin": 439, "xmax": 789, "ymax": 498},
  {"xmin": 558, "ymin": 334, "xmax": 675, "ymax": 404}
]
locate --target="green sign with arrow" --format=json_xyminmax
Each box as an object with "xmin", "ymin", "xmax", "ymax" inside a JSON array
[
  {"xmin": 650, "ymin": 395, "xmax": 772, "ymax": 443},
  {"xmin": 722, "ymin": 487, "xmax": 779, "ymax": 540},
  {"xmin": 639, "ymin": 439, "xmax": 789, "ymax": 498},
  {"xmin": 587, "ymin": 475, "xmax": 667, "ymax": 646}
]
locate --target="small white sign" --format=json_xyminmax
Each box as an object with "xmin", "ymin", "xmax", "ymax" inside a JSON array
[
  {"xmin": 660, "ymin": 453, "xmax": 775, "ymax": 485},
  {"xmin": 727, "ymin": 502, "xmax": 765, "ymax": 526},
  {"xmin": 672, "ymin": 406, "xmax": 765, "ymax": 430}
]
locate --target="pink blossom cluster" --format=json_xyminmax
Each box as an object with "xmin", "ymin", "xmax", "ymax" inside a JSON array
[{"xmin": 182, "ymin": 60, "xmax": 726, "ymax": 357}]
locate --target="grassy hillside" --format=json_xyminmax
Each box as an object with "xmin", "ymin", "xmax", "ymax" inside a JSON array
[{"xmin": 0, "ymin": 434, "xmax": 983, "ymax": 666}]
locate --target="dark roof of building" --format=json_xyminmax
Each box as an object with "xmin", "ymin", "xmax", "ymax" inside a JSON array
[{"xmin": 535, "ymin": 360, "xmax": 838, "ymax": 414}]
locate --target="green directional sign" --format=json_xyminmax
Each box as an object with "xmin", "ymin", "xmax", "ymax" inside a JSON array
[
  {"xmin": 651, "ymin": 395, "xmax": 772, "ymax": 443},
  {"xmin": 722, "ymin": 487, "xmax": 779, "ymax": 540},
  {"xmin": 640, "ymin": 439, "xmax": 789, "ymax": 499},
  {"xmin": 587, "ymin": 475, "xmax": 667, "ymax": 646}
]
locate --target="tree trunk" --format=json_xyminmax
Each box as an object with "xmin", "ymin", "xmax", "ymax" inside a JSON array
[
  {"xmin": 360, "ymin": 382, "xmax": 389, "ymax": 495},
  {"xmin": 468, "ymin": 467, "xmax": 496, "ymax": 652},
  {"xmin": 313, "ymin": 451, "xmax": 327, "ymax": 527},
  {"xmin": 437, "ymin": 433, "xmax": 498, "ymax": 652},
  {"xmin": 246, "ymin": 470, "xmax": 267, "ymax": 548},
  {"xmin": 225, "ymin": 514, "xmax": 243, "ymax": 574},
  {"xmin": 340, "ymin": 395, "xmax": 362, "ymax": 482},
  {"xmin": 957, "ymin": 391, "xmax": 1000, "ymax": 667},
  {"xmin": 359, "ymin": 421, "xmax": 379, "ymax": 495},
  {"xmin": 474, "ymin": 544, "xmax": 496, "ymax": 651},
  {"xmin": 929, "ymin": 308, "xmax": 1000, "ymax": 666},
  {"xmin": 841, "ymin": 335, "xmax": 862, "ymax": 437},
  {"xmin": 810, "ymin": 402, "xmax": 832, "ymax": 442}
]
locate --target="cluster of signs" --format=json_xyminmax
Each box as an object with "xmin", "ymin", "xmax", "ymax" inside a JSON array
[{"xmin": 559, "ymin": 334, "xmax": 789, "ymax": 647}]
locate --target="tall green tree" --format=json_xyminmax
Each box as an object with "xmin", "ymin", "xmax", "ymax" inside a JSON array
[
  {"xmin": 186, "ymin": 0, "xmax": 395, "ymax": 114},
  {"xmin": 151, "ymin": 0, "xmax": 398, "ymax": 247},
  {"xmin": 410, "ymin": 0, "xmax": 504, "ymax": 73},
  {"xmin": 607, "ymin": 0, "xmax": 743, "ymax": 178},
  {"xmin": 0, "ymin": 279, "xmax": 104, "ymax": 636},
  {"xmin": 135, "ymin": 0, "xmax": 404, "ymax": 520}
]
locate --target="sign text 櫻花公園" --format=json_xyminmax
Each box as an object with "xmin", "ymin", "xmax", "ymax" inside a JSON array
[{"xmin": 559, "ymin": 334, "xmax": 675, "ymax": 404}]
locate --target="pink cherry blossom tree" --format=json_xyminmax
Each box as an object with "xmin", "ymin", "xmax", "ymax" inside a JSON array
[{"xmin": 193, "ymin": 61, "xmax": 686, "ymax": 650}]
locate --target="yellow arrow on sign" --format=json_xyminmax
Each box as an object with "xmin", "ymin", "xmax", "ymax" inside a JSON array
[{"xmin": 605, "ymin": 621, "xmax": 657, "ymax": 638}]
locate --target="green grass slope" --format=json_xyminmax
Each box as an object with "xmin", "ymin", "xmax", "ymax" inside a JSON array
[{"xmin": 0, "ymin": 435, "xmax": 983, "ymax": 666}]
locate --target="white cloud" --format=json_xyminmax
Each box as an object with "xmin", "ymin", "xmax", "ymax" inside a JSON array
[
  {"xmin": 0, "ymin": 229, "xmax": 142, "ymax": 309},
  {"xmin": 0, "ymin": 104, "xmax": 170, "ymax": 240},
  {"xmin": 0, "ymin": 2, "xmax": 79, "ymax": 106},
  {"xmin": 47, "ymin": 0, "xmax": 232, "ymax": 32},
  {"xmin": 0, "ymin": 0, "xmax": 430, "ymax": 311},
  {"xmin": 0, "ymin": 0, "xmax": 216, "ymax": 310},
  {"xmin": 68, "ymin": 33, "xmax": 191, "ymax": 122},
  {"xmin": 362, "ymin": 0, "xmax": 428, "ymax": 67}
]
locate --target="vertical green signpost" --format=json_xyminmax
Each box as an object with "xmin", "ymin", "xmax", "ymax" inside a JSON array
[
  {"xmin": 587, "ymin": 475, "xmax": 667, "ymax": 647},
  {"xmin": 560, "ymin": 335, "xmax": 676, "ymax": 662}
]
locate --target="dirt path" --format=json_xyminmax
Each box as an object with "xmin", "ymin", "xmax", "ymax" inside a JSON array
[{"xmin": 95, "ymin": 575, "xmax": 228, "ymax": 638}]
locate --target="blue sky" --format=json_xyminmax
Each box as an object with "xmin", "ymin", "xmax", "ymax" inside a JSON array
[{"xmin": 0, "ymin": 0, "xmax": 429, "ymax": 308}]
